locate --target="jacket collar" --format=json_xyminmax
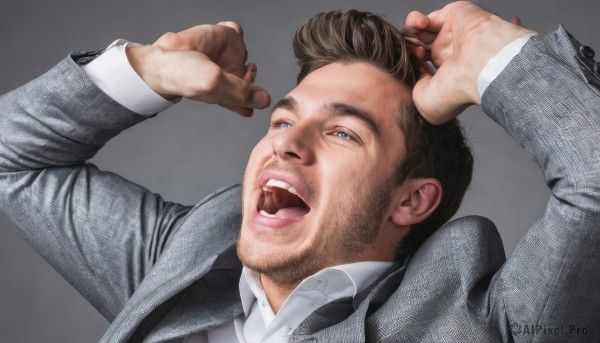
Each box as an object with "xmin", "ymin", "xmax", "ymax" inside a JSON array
[{"xmin": 290, "ymin": 257, "xmax": 409, "ymax": 341}]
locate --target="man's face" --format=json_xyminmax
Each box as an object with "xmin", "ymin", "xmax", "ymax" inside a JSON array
[{"xmin": 238, "ymin": 62, "xmax": 411, "ymax": 282}]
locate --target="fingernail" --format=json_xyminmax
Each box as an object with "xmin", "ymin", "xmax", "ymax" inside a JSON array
[{"xmin": 251, "ymin": 91, "xmax": 269, "ymax": 108}]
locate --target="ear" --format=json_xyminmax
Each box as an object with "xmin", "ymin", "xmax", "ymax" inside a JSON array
[{"xmin": 390, "ymin": 178, "xmax": 442, "ymax": 227}]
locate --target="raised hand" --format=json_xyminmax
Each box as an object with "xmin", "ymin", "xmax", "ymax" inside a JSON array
[
  {"xmin": 128, "ymin": 22, "xmax": 271, "ymax": 117},
  {"xmin": 403, "ymin": 1, "xmax": 536, "ymax": 124}
]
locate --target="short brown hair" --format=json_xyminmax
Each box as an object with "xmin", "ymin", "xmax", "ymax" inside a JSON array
[{"xmin": 293, "ymin": 10, "xmax": 474, "ymax": 256}]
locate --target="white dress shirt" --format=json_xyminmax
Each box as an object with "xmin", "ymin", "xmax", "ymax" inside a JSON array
[
  {"xmin": 80, "ymin": 33, "xmax": 536, "ymax": 342},
  {"xmin": 181, "ymin": 262, "xmax": 394, "ymax": 343},
  {"xmin": 81, "ymin": 39, "xmax": 176, "ymax": 116}
]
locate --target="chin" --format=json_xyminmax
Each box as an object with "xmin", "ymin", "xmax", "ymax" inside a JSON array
[
  {"xmin": 237, "ymin": 219, "xmax": 322, "ymax": 278},
  {"xmin": 238, "ymin": 219, "xmax": 308, "ymax": 261}
]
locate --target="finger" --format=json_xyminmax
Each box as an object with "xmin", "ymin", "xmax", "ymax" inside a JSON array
[
  {"xmin": 403, "ymin": 10, "xmax": 430, "ymax": 35},
  {"xmin": 246, "ymin": 63, "xmax": 257, "ymax": 83},
  {"xmin": 414, "ymin": 31, "xmax": 438, "ymax": 45},
  {"xmin": 412, "ymin": 45, "xmax": 431, "ymax": 64},
  {"xmin": 425, "ymin": 1, "xmax": 473, "ymax": 33},
  {"xmin": 404, "ymin": 32, "xmax": 436, "ymax": 49},
  {"xmin": 511, "ymin": 16, "xmax": 522, "ymax": 26},
  {"xmin": 426, "ymin": 1, "xmax": 484, "ymax": 33},
  {"xmin": 216, "ymin": 70, "xmax": 271, "ymax": 109},
  {"xmin": 220, "ymin": 103, "xmax": 253, "ymax": 117},
  {"xmin": 423, "ymin": 8, "xmax": 448, "ymax": 33},
  {"xmin": 218, "ymin": 64, "xmax": 260, "ymax": 117},
  {"xmin": 415, "ymin": 57, "xmax": 434, "ymax": 81},
  {"xmin": 218, "ymin": 21, "xmax": 244, "ymax": 37},
  {"xmin": 183, "ymin": 57, "xmax": 270, "ymax": 109}
]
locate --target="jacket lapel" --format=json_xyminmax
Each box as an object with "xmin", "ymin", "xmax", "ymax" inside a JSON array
[
  {"xmin": 290, "ymin": 259, "xmax": 408, "ymax": 342},
  {"xmin": 142, "ymin": 244, "xmax": 244, "ymax": 342},
  {"xmin": 100, "ymin": 186, "xmax": 244, "ymax": 343}
]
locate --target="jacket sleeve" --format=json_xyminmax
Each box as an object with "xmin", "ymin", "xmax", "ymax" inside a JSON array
[
  {"xmin": 0, "ymin": 56, "xmax": 192, "ymax": 321},
  {"xmin": 482, "ymin": 26, "xmax": 600, "ymax": 341}
]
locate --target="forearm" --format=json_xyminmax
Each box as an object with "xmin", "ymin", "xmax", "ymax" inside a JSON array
[
  {"xmin": 483, "ymin": 27, "xmax": 600, "ymax": 335},
  {"xmin": 0, "ymin": 56, "xmax": 148, "ymax": 172},
  {"xmin": 482, "ymin": 27, "xmax": 600, "ymax": 207},
  {"xmin": 0, "ymin": 21, "xmax": 269, "ymax": 321},
  {"xmin": 402, "ymin": 2, "xmax": 600, "ymax": 338},
  {"xmin": 0, "ymin": 21, "xmax": 272, "ymax": 171},
  {"xmin": 0, "ymin": 55, "xmax": 189, "ymax": 319}
]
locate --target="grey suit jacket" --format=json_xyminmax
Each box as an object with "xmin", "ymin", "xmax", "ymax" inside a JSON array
[{"xmin": 0, "ymin": 26, "xmax": 599, "ymax": 343}]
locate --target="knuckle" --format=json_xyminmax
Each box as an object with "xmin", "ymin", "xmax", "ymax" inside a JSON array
[
  {"xmin": 158, "ymin": 32, "xmax": 180, "ymax": 48},
  {"xmin": 195, "ymin": 68, "xmax": 223, "ymax": 100},
  {"xmin": 218, "ymin": 21, "xmax": 243, "ymax": 35},
  {"xmin": 158, "ymin": 31, "xmax": 191, "ymax": 50}
]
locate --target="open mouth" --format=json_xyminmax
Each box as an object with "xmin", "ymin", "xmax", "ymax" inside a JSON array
[{"xmin": 257, "ymin": 179, "xmax": 311, "ymax": 218}]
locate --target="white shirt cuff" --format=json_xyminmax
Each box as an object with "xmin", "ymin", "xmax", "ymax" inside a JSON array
[
  {"xmin": 477, "ymin": 33, "xmax": 538, "ymax": 98},
  {"xmin": 81, "ymin": 39, "xmax": 177, "ymax": 116}
]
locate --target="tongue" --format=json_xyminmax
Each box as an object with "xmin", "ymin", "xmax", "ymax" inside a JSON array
[
  {"xmin": 261, "ymin": 186, "xmax": 309, "ymax": 217},
  {"xmin": 260, "ymin": 206, "xmax": 308, "ymax": 218}
]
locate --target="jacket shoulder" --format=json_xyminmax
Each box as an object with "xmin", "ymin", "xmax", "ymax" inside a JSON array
[{"xmin": 407, "ymin": 215, "xmax": 506, "ymax": 290}]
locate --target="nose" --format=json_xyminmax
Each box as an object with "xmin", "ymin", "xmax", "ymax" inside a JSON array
[{"xmin": 271, "ymin": 124, "xmax": 315, "ymax": 164}]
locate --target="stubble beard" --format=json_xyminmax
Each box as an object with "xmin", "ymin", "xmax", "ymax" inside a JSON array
[{"xmin": 238, "ymin": 172, "xmax": 396, "ymax": 287}]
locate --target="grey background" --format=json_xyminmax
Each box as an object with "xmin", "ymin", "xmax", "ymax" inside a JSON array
[{"xmin": 0, "ymin": 0, "xmax": 596, "ymax": 341}]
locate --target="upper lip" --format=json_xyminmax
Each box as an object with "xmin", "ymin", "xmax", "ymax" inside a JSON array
[{"xmin": 258, "ymin": 169, "xmax": 311, "ymax": 208}]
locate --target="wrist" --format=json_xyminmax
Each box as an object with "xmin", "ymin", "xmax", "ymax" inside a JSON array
[
  {"xmin": 127, "ymin": 44, "xmax": 177, "ymax": 100},
  {"xmin": 465, "ymin": 15, "xmax": 537, "ymax": 105}
]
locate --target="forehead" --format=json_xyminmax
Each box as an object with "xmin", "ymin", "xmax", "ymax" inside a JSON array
[{"xmin": 285, "ymin": 62, "xmax": 411, "ymax": 123}]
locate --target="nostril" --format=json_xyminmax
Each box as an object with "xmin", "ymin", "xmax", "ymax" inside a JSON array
[
  {"xmin": 285, "ymin": 151, "xmax": 301, "ymax": 159},
  {"xmin": 272, "ymin": 133, "xmax": 312, "ymax": 163}
]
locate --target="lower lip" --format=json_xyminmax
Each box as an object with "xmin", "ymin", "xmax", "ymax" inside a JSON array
[{"xmin": 251, "ymin": 209, "xmax": 305, "ymax": 229}]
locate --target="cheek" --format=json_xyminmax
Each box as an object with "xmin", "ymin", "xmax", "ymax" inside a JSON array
[
  {"xmin": 242, "ymin": 138, "xmax": 270, "ymax": 202},
  {"xmin": 246, "ymin": 137, "xmax": 271, "ymax": 170},
  {"xmin": 317, "ymin": 158, "xmax": 368, "ymax": 201},
  {"xmin": 324, "ymin": 151, "xmax": 374, "ymax": 180},
  {"xmin": 318, "ymin": 154, "xmax": 392, "ymax": 212}
]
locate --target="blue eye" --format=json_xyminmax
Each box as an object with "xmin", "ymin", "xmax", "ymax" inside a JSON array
[
  {"xmin": 334, "ymin": 130, "xmax": 354, "ymax": 141},
  {"xmin": 271, "ymin": 120, "xmax": 292, "ymax": 129}
]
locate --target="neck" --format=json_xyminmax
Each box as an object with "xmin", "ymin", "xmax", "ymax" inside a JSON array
[{"xmin": 259, "ymin": 274, "xmax": 300, "ymax": 314}]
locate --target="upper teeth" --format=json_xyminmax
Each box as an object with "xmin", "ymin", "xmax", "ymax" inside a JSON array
[{"xmin": 264, "ymin": 179, "xmax": 300, "ymax": 197}]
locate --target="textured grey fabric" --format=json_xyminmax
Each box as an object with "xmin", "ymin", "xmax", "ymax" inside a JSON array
[{"xmin": 0, "ymin": 26, "xmax": 598, "ymax": 342}]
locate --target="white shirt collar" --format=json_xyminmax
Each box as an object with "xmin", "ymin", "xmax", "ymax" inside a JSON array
[{"xmin": 238, "ymin": 261, "xmax": 393, "ymax": 342}]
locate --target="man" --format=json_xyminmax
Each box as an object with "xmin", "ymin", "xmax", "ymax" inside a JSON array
[{"xmin": 1, "ymin": 1, "xmax": 599, "ymax": 342}]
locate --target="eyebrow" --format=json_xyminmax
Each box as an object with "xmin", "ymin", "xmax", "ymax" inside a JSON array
[
  {"xmin": 272, "ymin": 97, "xmax": 298, "ymax": 113},
  {"xmin": 272, "ymin": 96, "xmax": 381, "ymax": 138}
]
